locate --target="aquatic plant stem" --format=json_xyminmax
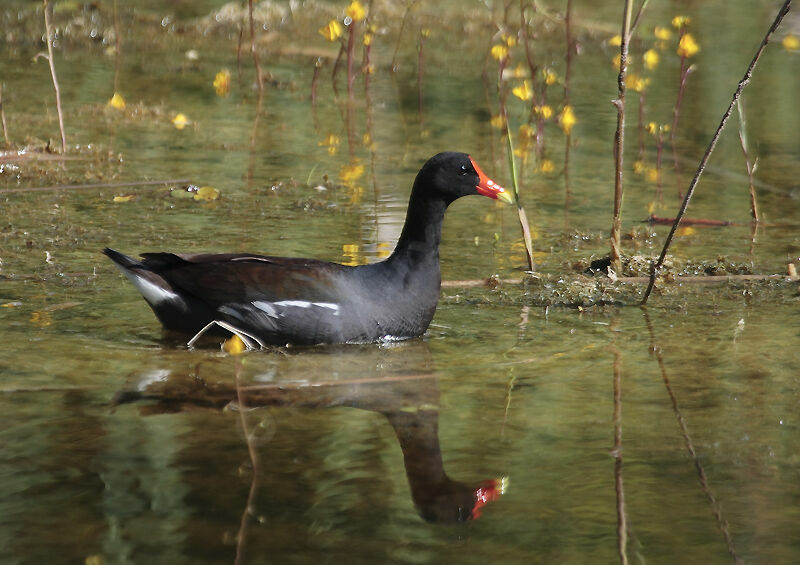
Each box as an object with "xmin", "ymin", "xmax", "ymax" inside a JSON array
[
  {"xmin": 610, "ymin": 0, "xmax": 634, "ymax": 275},
  {"xmin": 736, "ymin": 102, "xmax": 760, "ymax": 222},
  {"xmin": 112, "ymin": 0, "xmax": 121, "ymax": 94},
  {"xmin": 642, "ymin": 0, "xmax": 792, "ymax": 305},
  {"xmin": 504, "ymin": 119, "xmax": 535, "ymax": 272},
  {"xmin": 42, "ymin": 0, "xmax": 66, "ymax": 155}
]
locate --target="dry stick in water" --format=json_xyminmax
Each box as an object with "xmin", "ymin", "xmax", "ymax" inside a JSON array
[
  {"xmin": 42, "ymin": 0, "xmax": 66, "ymax": 155},
  {"xmin": 641, "ymin": 0, "xmax": 792, "ymax": 305},
  {"xmin": 0, "ymin": 84, "xmax": 10, "ymax": 147},
  {"xmin": 609, "ymin": 0, "xmax": 634, "ymax": 275}
]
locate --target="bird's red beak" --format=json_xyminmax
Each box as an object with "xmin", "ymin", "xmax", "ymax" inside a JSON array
[{"xmin": 470, "ymin": 157, "xmax": 514, "ymax": 204}]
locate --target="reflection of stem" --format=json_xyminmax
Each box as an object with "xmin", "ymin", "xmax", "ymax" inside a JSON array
[
  {"xmin": 112, "ymin": 0, "xmax": 121, "ymax": 94},
  {"xmin": 643, "ymin": 311, "xmax": 741, "ymax": 564},
  {"xmin": 642, "ymin": 0, "xmax": 791, "ymax": 305},
  {"xmin": 346, "ymin": 21, "xmax": 357, "ymax": 99},
  {"xmin": 43, "ymin": 0, "xmax": 66, "ymax": 155},
  {"xmin": 248, "ymin": 0, "xmax": 264, "ymax": 96},
  {"xmin": 563, "ymin": 0, "xmax": 573, "ymax": 227},
  {"xmin": 247, "ymin": 90, "xmax": 265, "ymax": 186},
  {"xmin": 391, "ymin": 1, "xmax": 418, "ymax": 72},
  {"xmin": 331, "ymin": 43, "xmax": 344, "ymax": 98},
  {"xmin": 236, "ymin": 22, "xmax": 245, "ymax": 86},
  {"xmin": 520, "ymin": 0, "xmax": 538, "ymax": 107},
  {"xmin": 311, "ymin": 57, "xmax": 322, "ymax": 105},
  {"xmin": 417, "ymin": 31, "xmax": 425, "ymax": 122},
  {"xmin": 611, "ymin": 317, "xmax": 628, "ymax": 565},
  {"xmin": 670, "ymin": 53, "xmax": 690, "ymax": 198},
  {"xmin": 234, "ymin": 360, "xmax": 261, "ymax": 565}
]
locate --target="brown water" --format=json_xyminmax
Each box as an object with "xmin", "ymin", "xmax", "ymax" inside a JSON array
[{"xmin": 2, "ymin": 1, "xmax": 799, "ymax": 563}]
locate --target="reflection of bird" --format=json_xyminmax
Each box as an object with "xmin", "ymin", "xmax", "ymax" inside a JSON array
[
  {"xmin": 386, "ymin": 410, "xmax": 506, "ymax": 522},
  {"xmin": 104, "ymin": 152, "xmax": 511, "ymax": 346},
  {"xmin": 114, "ymin": 346, "xmax": 506, "ymax": 523}
]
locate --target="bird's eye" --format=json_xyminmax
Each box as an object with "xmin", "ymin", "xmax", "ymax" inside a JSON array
[{"xmin": 459, "ymin": 164, "xmax": 469, "ymax": 176}]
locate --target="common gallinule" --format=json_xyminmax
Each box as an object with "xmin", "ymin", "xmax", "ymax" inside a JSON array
[{"xmin": 104, "ymin": 152, "xmax": 511, "ymax": 347}]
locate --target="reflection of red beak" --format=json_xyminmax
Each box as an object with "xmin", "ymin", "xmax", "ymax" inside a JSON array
[
  {"xmin": 470, "ymin": 157, "xmax": 514, "ymax": 204},
  {"xmin": 470, "ymin": 477, "xmax": 508, "ymax": 519}
]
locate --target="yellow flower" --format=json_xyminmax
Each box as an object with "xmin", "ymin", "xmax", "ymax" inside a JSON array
[
  {"xmin": 783, "ymin": 34, "xmax": 800, "ymax": 52},
  {"xmin": 677, "ymin": 33, "xmax": 699, "ymax": 58},
  {"xmin": 319, "ymin": 133, "xmax": 340, "ymax": 155},
  {"xmin": 362, "ymin": 132, "xmax": 374, "ymax": 149},
  {"xmin": 107, "ymin": 92, "xmax": 126, "ymax": 110},
  {"xmin": 342, "ymin": 243, "xmax": 362, "ymax": 266},
  {"xmin": 672, "ymin": 16, "xmax": 691, "ymax": 29},
  {"xmin": 340, "ymin": 161, "xmax": 365, "ymax": 186},
  {"xmin": 559, "ymin": 105, "xmax": 576, "ymax": 135},
  {"xmin": 213, "ymin": 69, "xmax": 231, "ymax": 96},
  {"xmin": 539, "ymin": 159, "xmax": 555, "ymax": 173},
  {"xmin": 490, "ymin": 44, "xmax": 509, "ymax": 61},
  {"xmin": 654, "ymin": 26, "xmax": 672, "ymax": 40},
  {"xmin": 612, "ymin": 54, "xmax": 622, "ymax": 71},
  {"xmin": 508, "ymin": 63, "xmax": 526, "ymax": 78},
  {"xmin": 172, "ymin": 113, "xmax": 189, "ymax": 130},
  {"xmin": 633, "ymin": 160, "xmax": 645, "ymax": 174},
  {"xmin": 346, "ymin": 1, "xmax": 367, "ymax": 22},
  {"xmin": 543, "ymin": 68, "xmax": 558, "ymax": 85},
  {"xmin": 502, "ymin": 33, "xmax": 517, "ymax": 47},
  {"xmin": 420, "ymin": 28, "xmax": 431, "ymax": 39},
  {"xmin": 643, "ymin": 48, "xmax": 659, "ymax": 70},
  {"xmin": 609, "ymin": 34, "xmax": 622, "ymax": 47},
  {"xmin": 518, "ymin": 123, "xmax": 535, "ymax": 139},
  {"xmin": 647, "ymin": 122, "xmax": 657, "ymax": 135},
  {"xmin": 490, "ymin": 114, "xmax": 506, "ymax": 129},
  {"xmin": 319, "ymin": 19, "xmax": 343, "ymax": 41},
  {"xmin": 535, "ymin": 105, "xmax": 553, "ymax": 119},
  {"xmin": 628, "ymin": 73, "xmax": 650, "ymax": 92},
  {"xmin": 512, "ymin": 80, "xmax": 533, "ymax": 101}
]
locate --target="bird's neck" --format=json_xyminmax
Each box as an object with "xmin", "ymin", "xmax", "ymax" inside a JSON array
[{"xmin": 389, "ymin": 189, "xmax": 448, "ymax": 265}]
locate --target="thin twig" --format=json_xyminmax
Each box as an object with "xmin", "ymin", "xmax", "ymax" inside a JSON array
[
  {"xmin": 43, "ymin": 0, "xmax": 66, "ymax": 155},
  {"xmin": 642, "ymin": 0, "xmax": 792, "ymax": 304},
  {"xmin": 610, "ymin": 0, "xmax": 634, "ymax": 274}
]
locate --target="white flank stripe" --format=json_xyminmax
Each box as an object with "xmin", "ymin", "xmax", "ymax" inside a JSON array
[{"xmin": 127, "ymin": 272, "xmax": 182, "ymax": 306}]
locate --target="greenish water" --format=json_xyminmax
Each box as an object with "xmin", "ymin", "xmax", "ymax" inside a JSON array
[{"xmin": 2, "ymin": 1, "xmax": 799, "ymax": 563}]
